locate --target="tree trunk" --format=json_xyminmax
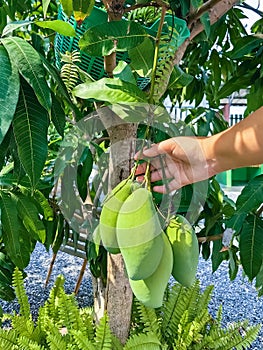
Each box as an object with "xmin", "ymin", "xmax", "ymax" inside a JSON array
[{"xmin": 105, "ymin": 122, "xmax": 137, "ymax": 344}]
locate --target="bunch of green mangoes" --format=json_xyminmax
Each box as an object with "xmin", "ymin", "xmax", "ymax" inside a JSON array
[{"xmin": 97, "ymin": 179, "xmax": 199, "ymax": 308}]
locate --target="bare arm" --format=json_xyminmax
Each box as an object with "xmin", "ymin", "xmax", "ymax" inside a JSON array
[{"xmin": 135, "ymin": 107, "xmax": 263, "ymax": 193}]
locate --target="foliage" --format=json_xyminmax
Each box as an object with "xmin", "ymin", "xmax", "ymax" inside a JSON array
[
  {"xmin": 0, "ymin": 0, "xmax": 262, "ymax": 319},
  {"xmin": 0, "ymin": 268, "xmax": 260, "ymax": 349}
]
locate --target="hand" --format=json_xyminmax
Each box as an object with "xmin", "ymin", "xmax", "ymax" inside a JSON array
[{"xmin": 134, "ymin": 137, "xmax": 217, "ymax": 193}]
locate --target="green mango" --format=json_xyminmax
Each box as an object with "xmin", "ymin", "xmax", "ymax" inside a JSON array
[
  {"xmin": 100, "ymin": 179, "xmax": 133, "ymax": 254},
  {"xmin": 166, "ymin": 215, "xmax": 199, "ymax": 287},
  {"xmin": 116, "ymin": 187, "xmax": 164, "ymax": 280},
  {"xmin": 129, "ymin": 233, "xmax": 173, "ymax": 308}
]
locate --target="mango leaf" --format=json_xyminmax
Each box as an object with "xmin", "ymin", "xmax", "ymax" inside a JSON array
[
  {"xmin": 35, "ymin": 20, "xmax": 76, "ymax": 37},
  {"xmin": 240, "ymin": 215, "xmax": 263, "ymax": 281},
  {"xmin": 51, "ymin": 92, "xmax": 66, "ymax": 137},
  {"xmin": 60, "ymin": 0, "xmax": 73, "ymax": 17},
  {"xmin": 12, "ymin": 79, "xmax": 49, "ymax": 188},
  {"xmin": 200, "ymin": 12, "xmax": 210, "ymax": 38},
  {"xmin": 228, "ymin": 36, "xmax": 263, "ymax": 59},
  {"xmin": 33, "ymin": 189, "xmax": 54, "ymax": 221},
  {"xmin": 236, "ymin": 174, "xmax": 263, "ymax": 213},
  {"xmin": 246, "ymin": 77, "xmax": 263, "ymax": 114},
  {"xmin": 1, "ymin": 20, "xmax": 32, "ymax": 37},
  {"xmin": 73, "ymin": 0, "xmax": 95, "ymax": 22},
  {"xmin": 79, "ymin": 21, "xmax": 148, "ymax": 56},
  {"xmin": 191, "ymin": 0, "xmax": 203, "ymax": 9},
  {"xmin": 128, "ymin": 37, "xmax": 154, "ymax": 77},
  {"xmin": 16, "ymin": 192, "xmax": 46, "ymax": 243},
  {"xmin": 73, "ymin": 78, "xmax": 147, "ymax": 103},
  {"xmin": 1, "ymin": 36, "xmax": 51, "ymax": 112},
  {"xmin": 113, "ymin": 61, "xmax": 137, "ymax": 85},
  {"xmin": 42, "ymin": 0, "xmax": 52, "ymax": 18},
  {"xmin": 0, "ymin": 191, "xmax": 32, "ymax": 269},
  {"xmin": 0, "ymin": 46, "xmax": 20, "ymax": 145},
  {"xmin": 168, "ymin": 65, "xmax": 193, "ymax": 90},
  {"xmin": 0, "ymin": 283, "xmax": 15, "ymax": 301}
]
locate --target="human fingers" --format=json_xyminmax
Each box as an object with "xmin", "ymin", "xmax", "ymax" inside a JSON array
[
  {"xmin": 152, "ymin": 178, "xmax": 182, "ymax": 193},
  {"xmin": 134, "ymin": 143, "xmax": 164, "ymax": 160}
]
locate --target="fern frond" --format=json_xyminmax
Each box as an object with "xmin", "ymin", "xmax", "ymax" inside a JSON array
[
  {"xmin": 94, "ymin": 313, "xmax": 112, "ymax": 350},
  {"xmin": 135, "ymin": 300, "xmax": 161, "ymax": 339},
  {"xmin": 70, "ymin": 329, "xmax": 96, "ymax": 350},
  {"xmin": 111, "ymin": 335, "xmax": 124, "ymax": 350},
  {"xmin": 61, "ymin": 64, "xmax": 80, "ymax": 92},
  {"xmin": 39, "ymin": 275, "xmax": 65, "ymax": 325},
  {"xmin": 217, "ymin": 321, "xmax": 261, "ymax": 350},
  {"xmin": 12, "ymin": 267, "xmax": 30, "ymax": 319},
  {"xmin": 46, "ymin": 329, "xmax": 67, "ymax": 350},
  {"xmin": 0, "ymin": 328, "xmax": 19, "ymax": 349},
  {"xmin": 79, "ymin": 308, "xmax": 95, "ymax": 341},
  {"xmin": 57, "ymin": 292, "xmax": 82, "ymax": 331},
  {"xmin": 17, "ymin": 335, "xmax": 45, "ymax": 350},
  {"xmin": 161, "ymin": 283, "xmax": 187, "ymax": 339},
  {"xmin": 152, "ymin": 26, "xmax": 179, "ymax": 101},
  {"xmin": 123, "ymin": 332, "xmax": 162, "ymax": 350},
  {"xmin": 11, "ymin": 315, "xmax": 35, "ymax": 339}
]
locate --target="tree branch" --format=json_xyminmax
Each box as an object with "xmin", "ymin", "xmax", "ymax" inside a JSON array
[{"xmin": 173, "ymin": 0, "xmax": 239, "ymax": 65}]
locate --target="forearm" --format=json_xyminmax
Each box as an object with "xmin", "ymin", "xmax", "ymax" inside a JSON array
[{"xmin": 202, "ymin": 107, "xmax": 263, "ymax": 174}]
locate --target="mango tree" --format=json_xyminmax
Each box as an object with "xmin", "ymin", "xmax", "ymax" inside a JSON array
[{"xmin": 0, "ymin": 0, "xmax": 263, "ymax": 344}]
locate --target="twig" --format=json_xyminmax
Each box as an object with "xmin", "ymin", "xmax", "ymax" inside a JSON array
[{"xmin": 198, "ymin": 234, "xmax": 223, "ymax": 243}]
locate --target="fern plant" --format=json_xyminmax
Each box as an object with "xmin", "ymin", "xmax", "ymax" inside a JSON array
[
  {"xmin": 129, "ymin": 281, "xmax": 261, "ymax": 350},
  {"xmin": 0, "ymin": 268, "xmax": 260, "ymax": 349}
]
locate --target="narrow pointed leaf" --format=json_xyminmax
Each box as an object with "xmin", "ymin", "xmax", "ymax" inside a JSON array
[
  {"xmin": 42, "ymin": 0, "xmax": 52, "ymax": 18},
  {"xmin": 73, "ymin": 77, "xmax": 147, "ymax": 103},
  {"xmin": 0, "ymin": 191, "xmax": 32, "ymax": 269},
  {"xmin": 60, "ymin": 0, "xmax": 73, "ymax": 17},
  {"xmin": 51, "ymin": 93, "xmax": 66, "ymax": 137},
  {"xmin": 236, "ymin": 175, "xmax": 263, "ymax": 214},
  {"xmin": 16, "ymin": 193, "xmax": 46, "ymax": 243},
  {"xmin": 1, "ymin": 20, "xmax": 32, "ymax": 37},
  {"xmin": 79, "ymin": 21, "xmax": 147, "ymax": 56},
  {"xmin": 240, "ymin": 215, "xmax": 263, "ymax": 281},
  {"xmin": 35, "ymin": 20, "xmax": 76, "ymax": 37},
  {"xmin": 1, "ymin": 36, "xmax": 51, "ymax": 111},
  {"xmin": 0, "ymin": 46, "xmax": 20, "ymax": 145},
  {"xmin": 12, "ymin": 79, "xmax": 49, "ymax": 188},
  {"xmin": 228, "ymin": 36, "xmax": 263, "ymax": 59}
]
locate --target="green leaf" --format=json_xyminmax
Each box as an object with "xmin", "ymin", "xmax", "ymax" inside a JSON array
[
  {"xmin": 0, "ymin": 46, "xmax": 20, "ymax": 145},
  {"xmin": 200, "ymin": 12, "xmax": 210, "ymax": 37},
  {"xmin": 168, "ymin": 65, "xmax": 193, "ymax": 90},
  {"xmin": 1, "ymin": 36, "xmax": 51, "ymax": 112},
  {"xmin": 60, "ymin": 0, "xmax": 73, "ymax": 17},
  {"xmin": 12, "ymin": 79, "xmax": 49, "ymax": 188},
  {"xmin": 129, "ymin": 37, "xmax": 154, "ymax": 77},
  {"xmin": 51, "ymin": 93, "xmax": 66, "ymax": 137},
  {"xmin": 113, "ymin": 61, "xmax": 137, "ymax": 85},
  {"xmin": 0, "ymin": 191, "xmax": 32, "ymax": 269},
  {"xmin": 73, "ymin": 78, "xmax": 147, "ymax": 103},
  {"xmin": 73, "ymin": 0, "xmax": 95, "ymax": 21},
  {"xmin": 16, "ymin": 192, "xmax": 46, "ymax": 243},
  {"xmin": 79, "ymin": 21, "xmax": 148, "ymax": 56},
  {"xmin": 0, "ymin": 282, "xmax": 15, "ymax": 301},
  {"xmin": 33, "ymin": 189, "xmax": 54, "ymax": 221},
  {"xmin": 191, "ymin": 0, "xmax": 203, "ymax": 9},
  {"xmin": 42, "ymin": 0, "xmax": 52, "ymax": 18},
  {"xmin": 123, "ymin": 332, "xmax": 161, "ymax": 349},
  {"xmin": 1, "ymin": 20, "xmax": 32, "ymax": 37},
  {"xmin": 228, "ymin": 35, "xmax": 263, "ymax": 59},
  {"xmin": 236, "ymin": 174, "xmax": 263, "ymax": 214},
  {"xmin": 35, "ymin": 20, "xmax": 76, "ymax": 37},
  {"xmin": 240, "ymin": 215, "xmax": 263, "ymax": 281}
]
